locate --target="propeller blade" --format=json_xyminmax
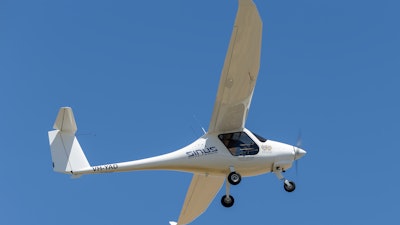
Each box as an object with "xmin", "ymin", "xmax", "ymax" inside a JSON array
[
  {"xmin": 296, "ymin": 129, "xmax": 302, "ymax": 148},
  {"xmin": 294, "ymin": 130, "xmax": 303, "ymax": 176}
]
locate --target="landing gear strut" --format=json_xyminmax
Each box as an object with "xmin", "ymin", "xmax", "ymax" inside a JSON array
[
  {"xmin": 221, "ymin": 168, "xmax": 242, "ymax": 207},
  {"xmin": 274, "ymin": 168, "xmax": 296, "ymax": 192}
]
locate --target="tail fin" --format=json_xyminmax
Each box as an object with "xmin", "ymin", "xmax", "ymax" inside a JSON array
[{"xmin": 48, "ymin": 107, "xmax": 90, "ymax": 177}]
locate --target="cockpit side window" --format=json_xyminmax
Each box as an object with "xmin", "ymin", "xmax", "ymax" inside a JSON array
[
  {"xmin": 251, "ymin": 132, "xmax": 267, "ymax": 142},
  {"xmin": 218, "ymin": 132, "xmax": 259, "ymax": 156}
]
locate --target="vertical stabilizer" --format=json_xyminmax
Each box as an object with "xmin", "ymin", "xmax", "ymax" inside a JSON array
[{"xmin": 48, "ymin": 107, "xmax": 90, "ymax": 177}]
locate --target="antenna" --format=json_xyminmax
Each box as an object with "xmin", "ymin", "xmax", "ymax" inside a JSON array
[
  {"xmin": 193, "ymin": 115, "xmax": 206, "ymax": 135},
  {"xmin": 201, "ymin": 127, "xmax": 206, "ymax": 134}
]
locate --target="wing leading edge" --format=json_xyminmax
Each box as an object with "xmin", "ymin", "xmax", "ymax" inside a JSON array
[
  {"xmin": 208, "ymin": 0, "xmax": 262, "ymax": 134},
  {"xmin": 175, "ymin": 174, "xmax": 224, "ymax": 225}
]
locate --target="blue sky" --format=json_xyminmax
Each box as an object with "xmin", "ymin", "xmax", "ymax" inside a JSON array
[{"xmin": 1, "ymin": 0, "xmax": 399, "ymax": 224}]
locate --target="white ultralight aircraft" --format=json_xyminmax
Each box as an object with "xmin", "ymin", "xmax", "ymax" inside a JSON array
[{"xmin": 48, "ymin": 0, "xmax": 307, "ymax": 224}]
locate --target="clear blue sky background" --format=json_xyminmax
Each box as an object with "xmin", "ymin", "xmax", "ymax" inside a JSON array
[{"xmin": 1, "ymin": 0, "xmax": 399, "ymax": 224}]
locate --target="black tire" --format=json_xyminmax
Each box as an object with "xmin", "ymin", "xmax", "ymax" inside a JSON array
[
  {"xmin": 283, "ymin": 180, "xmax": 296, "ymax": 192},
  {"xmin": 221, "ymin": 195, "xmax": 235, "ymax": 208},
  {"xmin": 228, "ymin": 172, "xmax": 241, "ymax": 185}
]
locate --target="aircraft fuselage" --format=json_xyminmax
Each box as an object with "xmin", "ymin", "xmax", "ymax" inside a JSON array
[{"xmin": 75, "ymin": 128, "xmax": 304, "ymax": 178}]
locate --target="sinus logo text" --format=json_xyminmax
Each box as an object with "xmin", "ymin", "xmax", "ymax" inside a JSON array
[{"xmin": 186, "ymin": 146, "xmax": 218, "ymax": 158}]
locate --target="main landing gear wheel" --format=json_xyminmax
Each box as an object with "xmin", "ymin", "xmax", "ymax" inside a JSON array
[
  {"xmin": 283, "ymin": 180, "xmax": 296, "ymax": 192},
  {"xmin": 227, "ymin": 172, "xmax": 241, "ymax": 185},
  {"xmin": 221, "ymin": 195, "xmax": 235, "ymax": 208}
]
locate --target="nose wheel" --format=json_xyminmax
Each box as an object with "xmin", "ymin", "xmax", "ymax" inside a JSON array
[
  {"xmin": 283, "ymin": 180, "xmax": 296, "ymax": 192},
  {"xmin": 274, "ymin": 168, "xmax": 296, "ymax": 192}
]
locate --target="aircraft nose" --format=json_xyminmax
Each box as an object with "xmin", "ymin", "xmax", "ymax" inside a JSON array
[{"xmin": 295, "ymin": 148, "xmax": 307, "ymax": 160}]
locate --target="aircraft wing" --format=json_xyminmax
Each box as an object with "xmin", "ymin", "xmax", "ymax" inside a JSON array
[
  {"xmin": 175, "ymin": 174, "xmax": 224, "ymax": 225},
  {"xmin": 208, "ymin": 0, "xmax": 262, "ymax": 134}
]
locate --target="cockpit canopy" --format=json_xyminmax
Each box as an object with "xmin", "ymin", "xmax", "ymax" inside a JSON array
[{"xmin": 218, "ymin": 131, "xmax": 267, "ymax": 156}]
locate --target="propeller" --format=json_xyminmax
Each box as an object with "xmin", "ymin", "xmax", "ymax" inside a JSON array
[{"xmin": 293, "ymin": 130, "xmax": 304, "ymax": 175}]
